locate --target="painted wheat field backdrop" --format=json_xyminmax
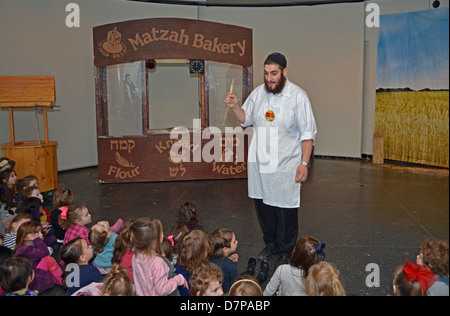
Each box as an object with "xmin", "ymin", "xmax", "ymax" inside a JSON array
[{"xmin": 375, "ymin": 91, "xmax": 449, "ymax": 168}]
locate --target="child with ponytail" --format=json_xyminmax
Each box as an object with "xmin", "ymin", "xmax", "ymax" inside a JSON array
[
  {"xmin": 60, "ymin": 203, "xmax": 123, "ymax": 246},
  {"xmin": 131, "ymin": 217, "xmax": 188, "ymax": 296}
]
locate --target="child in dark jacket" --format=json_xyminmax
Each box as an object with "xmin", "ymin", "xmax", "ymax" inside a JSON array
[
  {"xmin": 60, "ymin": 237, "xmax": 103, "ymax": 295},
  {"xmin": 209, "ymin": 228, "xmax": 239, "ymax": 294}
]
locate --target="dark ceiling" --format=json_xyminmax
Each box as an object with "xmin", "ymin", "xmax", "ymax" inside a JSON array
[{"xmin": 128, "ymin": 0, "xmax": 365, "ymax": 7}]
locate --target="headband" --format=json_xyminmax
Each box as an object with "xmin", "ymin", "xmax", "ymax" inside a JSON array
[
  {"xmin": 229, "ymin": 278, "xmax": 262, "ymax": 294},
  {"xmin": 60, "ymin": 206, "xmax": 69, "ymax": 220},
  {"xmin": 403, "ymin": 259, "xmax": 437, "ymax": 292}
]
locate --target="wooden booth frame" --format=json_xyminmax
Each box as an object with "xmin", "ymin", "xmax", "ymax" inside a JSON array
[{"xmin": 93, "ymin": 18, "xmax": 253, "ymax": 183}]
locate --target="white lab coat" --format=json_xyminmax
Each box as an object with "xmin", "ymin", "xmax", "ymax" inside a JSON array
[{"xmin": 241, "ymin": 79, "xmax": 317, "ymax": 208}]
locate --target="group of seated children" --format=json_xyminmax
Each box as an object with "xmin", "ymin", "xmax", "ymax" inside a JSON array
[{"xmin": 0, "ymin": 157, "xmax": 448, "ymax": 296}]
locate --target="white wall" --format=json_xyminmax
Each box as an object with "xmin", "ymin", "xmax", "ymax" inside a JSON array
[
  {"xmin": 200, "ymin": 3, "xmax": 366, "ymax": 158},
  {"xmin": 1, "ymin": 0, "xmax": 448, "ymax": 171},
  {"xmin": 0, "ymin": 0, "xmax": 197, "ymax": 171}
]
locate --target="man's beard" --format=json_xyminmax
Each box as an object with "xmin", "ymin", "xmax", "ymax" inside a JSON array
[{"xmin": 264, "ymin": 74, "xmax": 286, "ymax": 94}]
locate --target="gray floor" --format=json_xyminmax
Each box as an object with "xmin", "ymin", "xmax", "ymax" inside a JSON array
[{"xmin": 56, "ymin": 157, "xmax": 449, "ymax": 296}]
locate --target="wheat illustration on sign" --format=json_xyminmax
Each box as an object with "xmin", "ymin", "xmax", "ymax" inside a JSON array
[{"xmin": 115, "ymin": 152, "xmax": 135, "ymax": 167}]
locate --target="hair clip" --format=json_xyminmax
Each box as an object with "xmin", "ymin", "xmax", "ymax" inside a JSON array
[
  {"xmin": 315, "ymin": 242, "xmax": 326, "ymax": 261},
  {"xmin": 60, "ymin": 206, "xmax": 68, "ymax": 220},
  {"xmin": 166, "ymin": 235, "xmax": 175, "ymax": 247}
]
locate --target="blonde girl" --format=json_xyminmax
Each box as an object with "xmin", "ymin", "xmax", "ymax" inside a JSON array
[
  {"xmin": 305, "ymin": 261, "xmax": 346, "ymax": 296},
  {"xmin": 101, "ymin": 264, "xmax": 134, "ymax": 296}
]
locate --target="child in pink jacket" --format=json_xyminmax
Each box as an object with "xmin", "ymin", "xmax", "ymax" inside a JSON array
[{"xmin": 130, "ymin": 217, "xmax": 188, "ymax": 296}]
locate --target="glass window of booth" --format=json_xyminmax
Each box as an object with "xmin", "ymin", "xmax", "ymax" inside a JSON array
[
  {"xmin": 147, "ymin": 60, "xmax": 201, "ymax": 131},
  {"xmin": 207, "ymin": 61, "xmax": 243, "ymax": 131},
  {"xmin": 96, "ymin": 60, "xmax": 251, "ymax": 137},
  {"xmin": 105, "ymin": 60, "xmax": 145, "ymax": 137}
]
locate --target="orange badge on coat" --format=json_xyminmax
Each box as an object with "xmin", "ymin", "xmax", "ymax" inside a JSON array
[{"xmin": 265, "ymin": 110, "xmax": 275, "ymax": 122}]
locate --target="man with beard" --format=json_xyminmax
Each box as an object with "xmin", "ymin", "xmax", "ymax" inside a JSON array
[{"xmin": 225, "ymin": 52, "xmax": 317, "ymax": 265}]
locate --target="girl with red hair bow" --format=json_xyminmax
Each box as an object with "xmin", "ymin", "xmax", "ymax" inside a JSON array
[{"xmin": 393, "ymin": 259, "xmax": 438, "ymax": 296}]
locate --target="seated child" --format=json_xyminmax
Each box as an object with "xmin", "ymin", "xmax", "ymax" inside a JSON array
[
  {"xmin": 72, "ymin": 264, "xmax": 134, "ymax": 296},
  {"xmin": 176, "ymin": 201, "xmax": 202, "ymax": 230},
  {"xmin": 175, "ymin": 228, "xmax": 212, "ymax": 296},
  {"xmin": 210, "ymin": 228, "xmax": 239, "ymax": 294},
  {"xmin": 90, "ymin": 221, "xmax": 120, "ymax": 275},
  {"xmin": 50, "ymin": 184, "xmax": 74, "ymax": 244},
  {"xmin": 131, "ymin": 217, "xmax": 188, "ymax": 296},
  {"xmin": 166, "ymin": 223, "xmax": 189, "ymax": 265},
  {"xmin": 160, "ymin": 236, "xmax": 179, "ymax": 296},
  {"xmin": 229, "ymin": 275, "xmax": 263, "ymax": 296},
  {"xmin": 19, "ymin": 185, "xmax": 50, "ymax": 222},
  {"xmin": 0, "ymin": 255, "xmax": 39, "ymax": 296},
  {"xmin": 0, "ymin": 245, "xmax": 14, "ymax": 295},
  {"xmin": 305, "ymin": 261, "xmax": 346, "ymax": 296},
  {"xmin": 393, "ymin": 260, "xmax": 432, "ymax": 296},
  {"xmin": 14, "ymin": 221, "xmax": 63, "ymax": 294},
  {"xmin": 61, "ymin": 204, "xmax": 92, "ymax": 246},
  {"xmin": 15, "ymin": 175, "xmax": 38, "ymax": 206},
  {"xmin": 17, "ymin": 197, "xmax": 42, "ymax": 222},
  {"xmin": 61, "ymin": 204, "xmax": 123, "ymax": 247},
  {"xmin": 1, "ymin": 203, "xmax": 14, "ymax": 236},
  {"xmin": 60, "ymin": 237, "xmax": 103, "ymax": 295},
  {"xmin": 112, "ymin": 219, "xmax": 136, "ymax": 284},
  {"xmin": 2, "ymin": 213, "xmax": 32, "ymax": 250},
  {"xmin": 101, "ymin": 264, "xmax": 133, "ymax": 296},
  {"xmin": 264, "ymin": 236, "xmax": 325, "ymax": 296},
  {"xmin": 416, "ymin": 239, "xmax": 449, "ymax": 296},
  {"xmin": 189, "ymin": 263, "xmax": 224, "ymax": 296},
  {"xmin": 0, "ymin": 168, "xmax": 18, "ymax": 210},
  {"xmin": 17, "ymin": 197, "xmax": 55, "ymax": 247}
]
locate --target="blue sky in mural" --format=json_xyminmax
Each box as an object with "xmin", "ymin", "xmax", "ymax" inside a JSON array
[{"xmin": 377, "ymin": 8, "xmax": 449, "ymax": 90}]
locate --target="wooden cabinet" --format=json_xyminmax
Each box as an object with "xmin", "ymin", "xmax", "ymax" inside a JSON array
[{"xmin": 0, "ymin": 76, "xmax": 58, "ymax": 192}]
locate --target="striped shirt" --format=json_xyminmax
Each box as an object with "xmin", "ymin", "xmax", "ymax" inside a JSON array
[{"xmin": 2, "ymin": 232, "xmax": 16, "ymax": 250}]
